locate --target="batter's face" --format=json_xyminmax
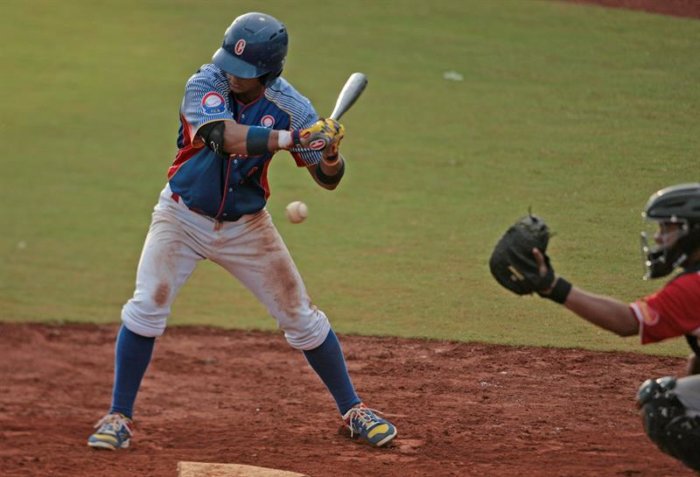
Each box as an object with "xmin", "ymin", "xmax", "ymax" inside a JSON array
[{"xmin": 226, "ymin": 74, "xmax": 264, "ymax": 99}]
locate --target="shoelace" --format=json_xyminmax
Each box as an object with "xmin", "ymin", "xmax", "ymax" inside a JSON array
[
  {"xmin": 344, "ymin": 406, "xmax": 383, "ymax": 438},
  {"xmin": 94, "ymin": 414, "xmax": 133, "ymax": 436}
]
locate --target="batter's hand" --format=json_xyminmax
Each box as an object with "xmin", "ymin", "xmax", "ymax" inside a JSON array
[
  {"xmin": 299, "ymin": 118, "xmax": 345, "ymax": 151},
  {"xmin": 324, "ymin": 123, "xmax": 345, "ymax": 160}
]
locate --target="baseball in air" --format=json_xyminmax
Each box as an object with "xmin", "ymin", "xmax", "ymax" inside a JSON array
[{"xmin": 285, "ymin": 201, "xmax": 308, "ymax": 224}]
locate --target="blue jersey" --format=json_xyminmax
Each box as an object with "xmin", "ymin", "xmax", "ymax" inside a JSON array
[{"xmin": 168, "ymin": 64, "xmax": 322, "ymax": 221}]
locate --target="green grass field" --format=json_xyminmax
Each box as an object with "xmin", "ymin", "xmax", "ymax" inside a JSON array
[{"xmin": 1, "ymin": 0, "xmax": 698, "ymax": 356}]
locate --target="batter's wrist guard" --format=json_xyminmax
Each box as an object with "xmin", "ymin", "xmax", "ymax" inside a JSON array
[
  {"xmin": 538, "ymin": 277, "xmax": 572, "ymax": 304},
  {"xmin": 315, "ymin": 159, "xmax": 345, "ymax": 186}
]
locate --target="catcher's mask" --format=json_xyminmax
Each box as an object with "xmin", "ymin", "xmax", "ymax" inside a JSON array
[
  {"xmin": 640, "ymin": 183, "xmax": 700, "ymax": 279},
  {"xmin": 212, "ymin": 12, "xmax": 288, "ymax": 86}
]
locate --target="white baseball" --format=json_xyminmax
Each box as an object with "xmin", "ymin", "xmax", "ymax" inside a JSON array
[{"xmin": 285, "ymin": 201, "xmax": 308, "ymax": 224}]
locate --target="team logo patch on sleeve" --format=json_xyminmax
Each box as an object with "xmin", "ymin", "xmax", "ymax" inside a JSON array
[
  {"xmin": 260, "ymin": 115, "xmax": 275, "ymax": 128},
  {"xmin": 202, "ymin": 92, "xmax": 226, "ymax": 115}
]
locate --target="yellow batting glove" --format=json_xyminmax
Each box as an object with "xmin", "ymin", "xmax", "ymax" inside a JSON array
[
  {"xmin": 325, "ymin": 121, "xmax": 345, "ymax": 160},
  {"xmin": 297, "ymin": 118, "xmax": 345, "ymax": 151}
]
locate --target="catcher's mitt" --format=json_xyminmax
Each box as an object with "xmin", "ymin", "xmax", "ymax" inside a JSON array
[{"xmin": 489, "ymin": 214, "xmax": 555, "ymax": 295}]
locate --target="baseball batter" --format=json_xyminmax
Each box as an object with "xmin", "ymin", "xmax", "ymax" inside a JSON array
[
  {"xmin": 87, "ymin": 12, "xmax": 396, "ymax": 450},
  {"xmin": 491, "ymin": 183, "xmax": 700, "ymax": 472}
]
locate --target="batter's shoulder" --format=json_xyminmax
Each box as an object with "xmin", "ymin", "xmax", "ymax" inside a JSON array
[
  {"xmin": 184, "ymin": 64, "xmax": 229, "ymax": 92},
  {"xmin": 265, "ymin": 77, "xmax": 318, "ymax": 128}
]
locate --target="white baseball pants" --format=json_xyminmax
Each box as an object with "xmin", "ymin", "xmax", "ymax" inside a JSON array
[{"xmin": 121, "ymin": 184, "xmax": 331, "ymax": 350}]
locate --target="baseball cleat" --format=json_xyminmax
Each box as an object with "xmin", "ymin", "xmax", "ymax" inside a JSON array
[
  {"xmin": 342, "ymin": 403, "xmax": 397, "ymax": 447},
  {"xmin": 87, "ymin": 413, "xmax": 133, "ymax": 450}
]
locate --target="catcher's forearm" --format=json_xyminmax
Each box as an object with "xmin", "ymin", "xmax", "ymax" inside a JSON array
[{"xmin": 563, "ymin": 286, "xmax": 639, "ymax": 336}]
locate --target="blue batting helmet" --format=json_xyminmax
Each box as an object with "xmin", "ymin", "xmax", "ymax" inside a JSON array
[{"xmin": 212, "ymin": 12, "xmax": 288, "ymax": 85}]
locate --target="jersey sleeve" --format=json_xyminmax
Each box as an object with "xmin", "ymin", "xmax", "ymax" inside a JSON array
[
  {"xmin": 288, "ymin": 105, "xmax": 323, "ymax": 167},
  {"xmin": 630, "ymin": 273, "xmax": 700, "ymax": 344},
  {"xmin": 181, "ymin": 73, "xmax": 234, "ymax": 144}
]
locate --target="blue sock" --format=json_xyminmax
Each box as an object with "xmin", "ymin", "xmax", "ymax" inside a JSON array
[
  {"xmin": 303, "ymin": 329, "xmax": 361, "ymax": 415},
  {"xmin": 109, "ymin": 325, "xmax": 155, "ymax": 419}
]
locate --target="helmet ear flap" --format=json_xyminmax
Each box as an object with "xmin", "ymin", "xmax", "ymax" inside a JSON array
[{"xmin": 260, "ymin": 68, "xmax": 283, "ymax": 87}]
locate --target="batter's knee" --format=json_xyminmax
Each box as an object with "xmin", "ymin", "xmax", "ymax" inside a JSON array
[
  {"xmin": 120, "ymin": 293, "xmax": 170, "ymax": 338},
  {"xmin": 280, "ymin": 308, "xmax": 331, "ymax": 351}
]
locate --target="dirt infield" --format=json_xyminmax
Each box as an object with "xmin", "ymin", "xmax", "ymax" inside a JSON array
[
  {"xmin": 2, "ymin": 3, "xmax": 698, "ymax": 477},
  {"xmin": 0, "ymin": 322, "xmax": 696, "ymax": 477},
  {"xmin": 569, "ymin": 0, "xmax": 700, "ymax": 19}
]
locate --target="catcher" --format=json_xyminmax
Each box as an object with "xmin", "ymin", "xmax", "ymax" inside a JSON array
[{"xmin": 489, "ymin": 183, "xmax": 700, "ymax": 472}]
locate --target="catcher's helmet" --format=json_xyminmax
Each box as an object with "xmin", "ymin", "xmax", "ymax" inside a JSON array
[
  {"xmin": 641, "ymin": 183, "xmax": 700, "ymax": 279},
  {"xmin": 212, "ymin": 12, "xmax": 288, "ymax": 85}
]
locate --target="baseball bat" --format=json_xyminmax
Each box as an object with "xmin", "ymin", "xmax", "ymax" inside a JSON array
[{"xmin": 329, "ymin": 72, "xmax": 368, "ymax": 121}]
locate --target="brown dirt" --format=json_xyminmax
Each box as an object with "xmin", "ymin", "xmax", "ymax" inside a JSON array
[
  {"xmin": 2, "ymin": 4, "xmax": 699, "ymax": 477},
  {"xmin": 1, "ymin": 322, "xmax": 697, "ymax": 477},
  {"xmin": 568, "ymin": 0, "xmax": 700, "ymax": 19}
]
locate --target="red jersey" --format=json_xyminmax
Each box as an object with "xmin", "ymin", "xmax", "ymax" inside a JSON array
[{"xmin": 630, "ymin": 271, "xmax": 700, "ymax": 344}]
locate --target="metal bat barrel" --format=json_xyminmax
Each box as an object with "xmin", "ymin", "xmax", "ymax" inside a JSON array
[{"xmin": 330, "ymin": 72, "xmax": 368, "ymax": 121}]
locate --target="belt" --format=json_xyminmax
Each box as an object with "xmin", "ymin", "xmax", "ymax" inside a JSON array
[
  {"xmin": 170, "ymin": 192, "xmax": 243, "ymax": 222},
  {"xmin": 171, "ymin": 191, "xmax": 206, "ymax": 216}
]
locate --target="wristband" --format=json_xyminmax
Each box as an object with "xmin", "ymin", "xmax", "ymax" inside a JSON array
[
  {"xmin": 277, "ymin": 130, "xmax": 292, "ymax": 149},
  {"xmin": 540, "ymin": 277, "xmax": 572, "ymax": 304},
  {"xmin": 278, "ymin": 130, "xmax": 302, "ymax": 150},
  {"xmin": 246, "ymin": 127, "xmax": 271, "ymax": 155},
  {"xmin": 315, "ymin": 159, "xmax": 345, "ymax": 186}
]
